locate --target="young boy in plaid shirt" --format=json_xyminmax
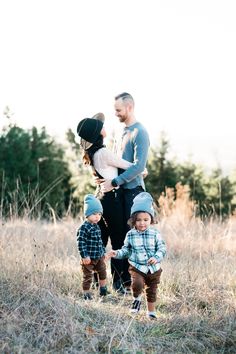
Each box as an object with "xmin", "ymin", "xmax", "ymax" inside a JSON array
[
  {"xmin": 107, "ymin": 192, "xmax": 166, "ymax": 319},
  {"xmin": 77, "ymin": 194, "xmax": 108, "ymax": 300}
]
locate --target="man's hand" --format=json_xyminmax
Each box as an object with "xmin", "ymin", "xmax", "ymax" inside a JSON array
[
  {"xmin": 100, "ymin": 179, "xmax": 114, "ymax": 193},
  {"xmin": 82, "ymin": 257, "xmax": 91, "ymax": 265},
  {"xmin": 142, "ymin": 168, "xmax": 148, "ymax": 179}
]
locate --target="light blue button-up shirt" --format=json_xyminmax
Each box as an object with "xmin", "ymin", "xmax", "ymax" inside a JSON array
[{"xmin": 115, "ymin": 227, "xmax": 166, "ymax": 274}]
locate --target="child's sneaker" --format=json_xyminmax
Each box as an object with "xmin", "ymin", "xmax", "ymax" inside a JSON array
[
  {"xmin": 83, "ymin": 292, "xmax": 93, "ymax": 300},
  {"xmin": 147, "ymin": 312, "xmax": 158, "ymax": 320},
  {"xmin": 99, "ymin": 286, "xmax": 109, "ymax": 296},
  {"xmin": 130, "ymin": 299, "xmax": 141, "ymax": 313}
]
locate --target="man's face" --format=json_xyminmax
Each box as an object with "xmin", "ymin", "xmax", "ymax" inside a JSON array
[{"xmin": 114, "ymin": 98, "xmax": 129, "ymax": 123}]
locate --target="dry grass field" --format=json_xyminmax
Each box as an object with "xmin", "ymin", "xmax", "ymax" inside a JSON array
[{"xmin": 1, "ymin": 197, "xmax": 236, "ymax": 353}]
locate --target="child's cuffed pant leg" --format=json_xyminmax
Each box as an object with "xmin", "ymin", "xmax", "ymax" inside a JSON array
[
  {"xmin": 129, "ymin": 266, "xmax": 145, "ymax": 298},
  {"xmin": 145, "ymin": 268, "xmax": 162, "ymax": 303},
  {"xmin": 82, "ymin": 264, "xmax": 94, "ymax": 291},
  {"xmin": 94, "ymin": 257, "xmax": 107, "ymax": 281}
]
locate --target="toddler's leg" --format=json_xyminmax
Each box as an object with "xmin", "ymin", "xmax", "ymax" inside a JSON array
[
  {"xmin": 82, "ymin": 263, "xmax": 94, "ymax": 291},
  {"xmin": 129, "ymin": 266, "xmax": 145, "ymax": 298},
  {"xmin": 129, "ymin": 266, "xmax": 145, "ymax": 313},
  {"xmin": 145, "ymin": 268, "xmax": 162, "ymax": 303},
  {"xmin": 95, "ymin": 258, "xmax": 108, "ymax": 296},
  {"xmin": 82, "ymin": 263, "xmax": 94, "ymax": 300},
  {"xmin": 145, "ymin": 269, "xmax": 162, "ymax": 319}
]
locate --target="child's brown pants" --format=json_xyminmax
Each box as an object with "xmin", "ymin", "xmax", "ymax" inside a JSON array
[
  {"xmin": 129, "ymin": 265, "xmax": 162, "ymax": 303},
  {"xmin": 81, "ymin": 257, "xmax": 106, "ymax": 291}
]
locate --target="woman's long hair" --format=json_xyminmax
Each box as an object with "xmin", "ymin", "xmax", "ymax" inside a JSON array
[{"xmin": 82, "ymin": 135, "xmax": 105, "ymax": 167}]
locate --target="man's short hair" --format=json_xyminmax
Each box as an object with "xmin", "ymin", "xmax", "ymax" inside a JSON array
[{"xmin": 115, "ymin": 92, "xmax": 134, "ymax": 105}]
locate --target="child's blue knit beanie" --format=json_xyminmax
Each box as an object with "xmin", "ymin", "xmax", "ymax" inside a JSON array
[
  {"xmin": 131, "ymin": 192, "xmax": 154, "ymax": 217},
  {"xmin": 84, "ymin": 194, "xmax": 103, "ymax": 217}
]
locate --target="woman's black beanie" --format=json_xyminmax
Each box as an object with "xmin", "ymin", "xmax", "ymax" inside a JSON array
[{"xmin": 77, "ymin": 118, "xmax": 103, "ymax": 144}]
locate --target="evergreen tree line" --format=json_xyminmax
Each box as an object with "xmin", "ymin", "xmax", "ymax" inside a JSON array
[{"xmin": 0, "ymin": 125, "xmax": 235, "ymax": 220}]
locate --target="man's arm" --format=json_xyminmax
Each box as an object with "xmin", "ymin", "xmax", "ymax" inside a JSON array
[
  {"xmin": 101, "ymin": 127, "xmax": 149, "ymax": 192},
  {"xmin": 115, "ymin": 129, "xmax": 149, "ymax": 185}
]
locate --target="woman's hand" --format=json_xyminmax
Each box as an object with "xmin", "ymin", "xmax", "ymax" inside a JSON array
[
  {"xmin": 93, "ymin": 176, "xmax": 105, "ymax": 185},
  {"xmin": 100, "ymin": 180, "xmax": 114, "ymax": 193}
]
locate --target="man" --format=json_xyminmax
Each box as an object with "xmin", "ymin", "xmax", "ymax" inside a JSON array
[{"xmin": 101, "ymin": 92, "xmax": 150, "ymax": 292}]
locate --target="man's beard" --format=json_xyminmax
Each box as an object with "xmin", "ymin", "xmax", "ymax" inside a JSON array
[{"xmin": 118, "ymin": 115, "xmax": 127, "ymax": 123}]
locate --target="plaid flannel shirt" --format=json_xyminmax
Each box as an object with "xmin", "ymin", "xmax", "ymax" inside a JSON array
[
  {"xmin": 77, "ymin": 221, "xmax": 105, "ymax": 259},
  {"xmin": 116, "ymin": 227, "xmax": 166, "ymax": 274}
]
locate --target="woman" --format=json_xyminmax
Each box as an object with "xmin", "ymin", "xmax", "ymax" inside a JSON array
[{"xmin": 77, "ymin": 113, "xmax": 132, "ymax": 293}]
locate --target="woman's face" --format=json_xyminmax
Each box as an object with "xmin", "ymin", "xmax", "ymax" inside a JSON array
[{"xmin": 101, "ymin": 127, "xmax": 107, "ymax": 138}]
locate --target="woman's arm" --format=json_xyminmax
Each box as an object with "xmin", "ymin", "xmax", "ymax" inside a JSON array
[{"xmin": 100, "ymin": 148, "xmax": 133, "ymax": 170}]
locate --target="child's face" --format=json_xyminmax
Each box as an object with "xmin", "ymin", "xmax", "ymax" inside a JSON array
[
  {"xmin": 87, "ymin": 213, "xmax": 102, "ymax": 224},
  {"xmin": 135, "ymin": 212, "xmax": 151, "ymax": 232}
]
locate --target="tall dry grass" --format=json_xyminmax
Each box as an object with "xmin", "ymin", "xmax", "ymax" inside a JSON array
[{"xmin": 1, "ymin": 193, "xmax": 236, "ymax": 353}]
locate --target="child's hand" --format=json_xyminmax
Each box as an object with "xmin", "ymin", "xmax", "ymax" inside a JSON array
[
  {"xmin": 82, "ymin": 257, "xmax": 91, "ymax": 265},
  {"xmin": 147, "ymin": 257, "xmax": 158, "ymax": 265},
  {"xmin": 107, "ymin": 250, "xmax": 117, "ymax": 259},
  {"xmin": 104, "ymin": 253, "xmax": 110, "ymax": 261}
]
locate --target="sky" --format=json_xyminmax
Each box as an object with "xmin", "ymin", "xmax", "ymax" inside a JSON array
[{"xmin": 0, "ymin": 0, "xmax": 236, "ymax": 174}]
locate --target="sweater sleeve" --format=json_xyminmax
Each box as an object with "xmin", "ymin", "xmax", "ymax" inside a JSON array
[
  {"xmin": 115, "ymin": 127, "xmax": 149, "ymax": 186},
  {"xmin": 77, "ymin": 225, "xmax": 88, "ymax": 259},
  {"xmin": 115, "ymin": 234, "xmax": 131, "ymax": 259},
  {"xmin": 154, "ymin": 231, "xmax": 167, "ymax": 262}
]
